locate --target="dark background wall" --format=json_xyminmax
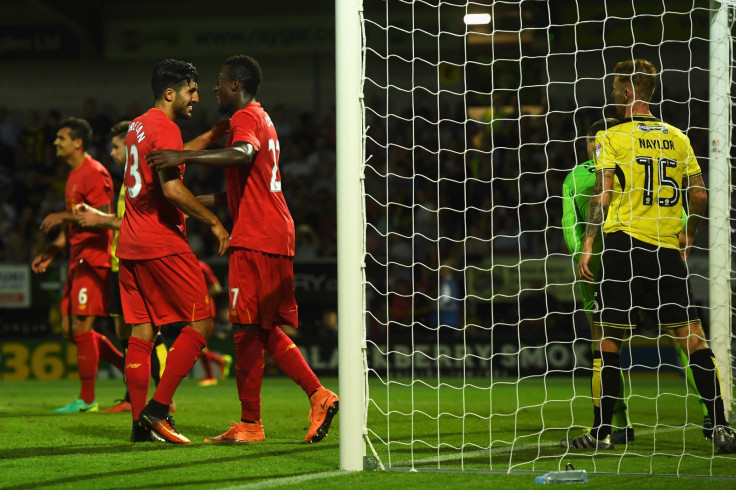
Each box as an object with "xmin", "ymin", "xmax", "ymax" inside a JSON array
[{"xmin": 0, "ymin": 0, "xmax": 337, "ymax": 124}]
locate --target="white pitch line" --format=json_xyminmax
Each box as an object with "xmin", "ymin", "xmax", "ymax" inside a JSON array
[
  {"xmin": 219, "ymin": 427, "xmax": 722, "ymax": 486},
  {"xmin": 220, "ymin": 470, "xmax": 347, "ymax": 490}
]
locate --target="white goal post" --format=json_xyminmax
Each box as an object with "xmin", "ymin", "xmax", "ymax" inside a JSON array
[
  {"xmin": 336, "ymin": 0, "xmax": 734, "ymax": 474},
  {"xmin": 336, "ymin": 0, "xmax": 367, "ymax": 472},
  {"xmin": 708, "ymin": 1, "xmax": 733, "ymax": 423}
]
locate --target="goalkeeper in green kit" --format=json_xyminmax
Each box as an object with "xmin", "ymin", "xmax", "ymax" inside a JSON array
[{"xmin": 561, "ymin": 118, "xmax": 712, "ymax": 445}]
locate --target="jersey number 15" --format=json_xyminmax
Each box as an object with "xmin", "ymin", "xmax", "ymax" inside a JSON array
[{"xmin": 635, "ymin": 156, "xmax": 680, "ymax": 207}]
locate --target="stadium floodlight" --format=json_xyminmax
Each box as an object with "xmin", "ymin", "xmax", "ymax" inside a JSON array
[{"xmin": 463, "ymin": 13, "xmax": 491, "ymax": 25}]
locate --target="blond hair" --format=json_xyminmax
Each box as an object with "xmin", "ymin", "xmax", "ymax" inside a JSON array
[{"xmin": 613, "ymin": 58, "xmax": 657, "ymax": 101}]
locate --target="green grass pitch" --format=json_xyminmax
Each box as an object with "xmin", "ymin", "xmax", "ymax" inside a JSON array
[{"xmin": 1, "ymin": 376, "xmax": 735, "ymax": 489}]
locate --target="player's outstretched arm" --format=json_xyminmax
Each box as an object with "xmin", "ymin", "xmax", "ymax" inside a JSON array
[
  {"xmin": 146, "ymin": 141, "xmax": 255, "ymax": 171},
  {"xmin": 31, "ymin": 228, "xmax": 67, "ymax": 273},
  {"xmin": 40, "ymin": 202, "xmax": 111, "ymax": 233},
  {"xmin": 74, "ymin": 203, "xmax": 121, "ymax": 230},
  {"xmin": 39, "ymin": 211, "xmax": 74, "ymax": 233},
  {"xmin": 158, "ymin": 167, "xmax": 230, "ymax": 256},
  {"xmin": 183, "ymin": 119, "xmax": 230, "ymax": 151}
]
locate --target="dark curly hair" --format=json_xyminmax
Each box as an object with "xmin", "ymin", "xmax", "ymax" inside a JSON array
[{"xmin": 151, "ymin": 59, "xmax": 198, "ymax": 100}]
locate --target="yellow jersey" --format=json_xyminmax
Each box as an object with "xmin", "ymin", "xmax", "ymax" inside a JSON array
[
  {"xmin": 111, "ymin": 184, "xmax": 125, "ymax": 272},
  {"xmin": 594, "ymin": 114, "xmax": 702, "ymax": 249}
]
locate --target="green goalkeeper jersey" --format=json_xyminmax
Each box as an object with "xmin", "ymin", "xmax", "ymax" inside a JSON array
[{"xmin": 561, "ymin": 159, "xmax": 600, "ymax": 263}]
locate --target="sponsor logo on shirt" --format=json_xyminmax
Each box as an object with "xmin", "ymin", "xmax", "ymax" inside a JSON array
[{"xmin": 637, "ymin": 122, "xmax": 668, "ymax": 134}]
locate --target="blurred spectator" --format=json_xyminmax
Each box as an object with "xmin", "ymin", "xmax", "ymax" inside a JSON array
[
  {"xmin": 82, "ymin": 98, "xmax": 112, "ymax": 161},
  {"xmin": 0, "ymin": 105, "xmax": 16, "ymax": 168},
  {"xmin": 271, "ymin": 105, "xmax": 293, "ymax": 138},
  {"xmin": 42, "ymin": 110, "xmax": 61, "ymax": 169},
  {"xmin": 17, "ymin": 110, "xmax": 45, "ymax": 167},
  {"xmin": 295, "ymin": 224, "xmax": 321, "ymax": 260},
  {"xmin": 122, "ymin": 101, "xmax": 141, "ymax": 122},
  {"xmin": 434, "ymin": 263, "xmax": 461, "ymax": 331},
  {"xmin": 305, "ymin": 136, "xmax": 335, "ymax": 183}
]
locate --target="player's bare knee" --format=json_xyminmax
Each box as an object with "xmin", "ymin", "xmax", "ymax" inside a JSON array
[
  {"xmin": 60, "ymin": 317, "xmax": 73, "ymax": 341},
  {"xmin": 130, "ymin": 323, "xmax": 155, "ymax": 342},
  {"xmin": 599, "ymin": 327, "xmax": 625, "ymax": 352},
  {"xmin": 71, "ymin": 315, "xmax": 94, "ymax": 335},
  {"xmin": 191, "ymin": 318, "xmax": 215, "ymax": 339},
  {"xmin": 688, "ymin": 336, "xmax": 709, "ymax": 355}
]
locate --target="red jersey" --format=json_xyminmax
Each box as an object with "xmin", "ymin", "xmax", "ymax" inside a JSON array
[
  {"xmin": 226, "ymin": 102, "xmax": 295, "ymax": 256},
  {"xmin": 117, "ymin": 108, "xmax": 190, "ymax": 260},
  {"xmin": 65, "ymin": 155, "xmax": 113, "ymax": 269}
]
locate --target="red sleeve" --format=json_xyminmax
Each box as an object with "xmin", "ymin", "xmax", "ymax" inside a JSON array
[
  {"xmin": 230, "ymin": 110, "xmax": 261, "ymax": 151},
  {"xmin": 84, "ymin": 168, "xmax": 113, "ymax": 208}
]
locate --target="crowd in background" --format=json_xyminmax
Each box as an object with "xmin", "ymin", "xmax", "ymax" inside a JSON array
[
  {"xmin": 0, "ymin": 101, "xmax": 338, "ymax": 265},
  {"xmin": 0, "ymin": 94, "xmax": 720, "ymax": 339}
]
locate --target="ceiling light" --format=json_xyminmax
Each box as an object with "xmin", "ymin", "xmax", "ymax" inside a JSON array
[{"xmin": 464, "ymin": 13, "xmax": 491, "ymax": 25}]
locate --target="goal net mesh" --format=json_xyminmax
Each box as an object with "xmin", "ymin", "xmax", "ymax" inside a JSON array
[{"xmin": 360, "ymin": 0, "xmax": 735, "ymax": 475}]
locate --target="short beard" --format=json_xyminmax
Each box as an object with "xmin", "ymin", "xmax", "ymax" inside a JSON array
[
  {"xmin": 217, "ymin": 102, "xmax": 231, "ymax": 115},
  {"xmin": 175, "ymin": 105, "xmax": 192, "ymax": 119}
]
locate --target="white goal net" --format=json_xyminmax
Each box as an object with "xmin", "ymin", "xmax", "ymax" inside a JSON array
[{"xmin": 336, "ymin": 0, "xmax": 735, "ymax": 476}]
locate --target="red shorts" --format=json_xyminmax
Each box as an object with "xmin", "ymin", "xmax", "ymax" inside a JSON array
[
  {"xmin": 60, "ymin": 262, "xmax": 111, "ymax": 317},
  {"xmin": 229, "ymin": 248, "xmax": 298, "ymax": 329},
  {"xmin": 119, "ymin": 252, "xmax": 213, "ymax": 326}
]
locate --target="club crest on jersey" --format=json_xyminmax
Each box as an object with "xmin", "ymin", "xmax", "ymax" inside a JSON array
[
  {"xmin": 594, "ymin": 144, "xmax": 602, "ymax": 160},
  {"xmin": 637, "ymin": 122, "xmax": 668, "ymax": 134}
]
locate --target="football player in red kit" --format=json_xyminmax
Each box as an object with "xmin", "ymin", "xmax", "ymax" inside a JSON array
[
  {"xmin": 147, "ymin": 54, "xmax": 338, "ymax": 444},
  {"xmin": 117, "ymin": 59, "xmax": 229, "ymax": 443}
]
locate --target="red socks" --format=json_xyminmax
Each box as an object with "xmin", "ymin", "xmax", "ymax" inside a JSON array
[
  {"xmin": 126, "ymin": 336, "xmax": 153, "ymax": 420},
  {"xmin": 74, "ymin": 331, "xmax": 99, "ymax": 404},
  {"xmin": 151, "ymin": 327, "xmax": 206, "ymax": 407},
  {"xmin": 93, "ymin": 330, "xmax": 124, "ymax": 373},
  {"xmin": 262, "ymin": 327, "xmax": 321, "ymax": 397},
  {"xmin": 234, "ymin": 332, "xmax": 265, "ymax": 421},
  {"xmin": 200, "ymin": 349, "xmax": 217, "ymax": 379},
  {"xmin": 233, "ymin": 327, "xmax": 320, "ymax": 421}
]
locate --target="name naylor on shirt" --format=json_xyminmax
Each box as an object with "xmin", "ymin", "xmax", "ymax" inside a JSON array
[
  {"xmin": 638, "ymin": 138, "xmax": 675, "ymax": 150},
  {"xmin": 128, "ymin": 121, "xmax": 145, "ymax": 143}
]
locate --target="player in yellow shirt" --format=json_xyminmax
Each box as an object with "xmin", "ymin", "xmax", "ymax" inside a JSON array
[{"xmin": 563, "ymin": 58, "xmax": 735, "ymax": 452}]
